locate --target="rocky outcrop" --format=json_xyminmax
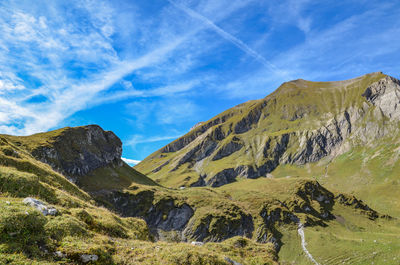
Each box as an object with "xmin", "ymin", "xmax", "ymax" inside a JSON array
[
  {"xmin": 31, "ymin": 125, "xmax": 122, "ymax": 181},
  {"xmin": 206, "ymin": 164, "xmax": 271, "ymax": 187},
  {"xmin": 161, "ymin": 116, "xmax": 231, "ymax": 153},
  {"xmin": 335, "ymin": 193, "xmax": 379, "ymax": 219},
  {"xmin": 183, "ymin": 205, "xmax": 254, "ymax": 242},
  {"xmin": 93, "ymin": 189, "xmax": 254, "ymax": 243},
  {"xmin": 212, "ymin": 137, "xmax": 243, "ymax": 161},
  {"xmin": 256, "ymin": 181, "xmax": 337, "ymax": 250},
  {"xmin": 172, "ymin": 137, "xmax": 218, "ymax": 171},
  {"xmin": 362, "ymin": 76, "xmax": 400, "ymax": 120},
  {"xmin": 94, "ymin": 189, "xmax": 194, "ymax": 239},
  {"xmin": 206, "ymin": 168, "xmax": 237, "ymax": 187},
  {"xmin": 23, "ymin": 197, "xmax": 58, "ymax": 216},
  {"xmin": 234, "ymin": 101, "xmax": 266, "ymax": 134}
]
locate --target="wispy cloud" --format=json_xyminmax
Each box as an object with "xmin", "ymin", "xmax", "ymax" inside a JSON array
[
  {"xmin": 0, "ymin": 0, "xmax": 399, "ymax": 161},
  {"xmin": 0, "ymin": 0, "xmax": 256, "ymax": 135},
  {"xmin": 126, "ymin": 134, "xmax": 182, "ymax": 147},
  {"xmin": 167, "ymin": 0, "xmax": 288, "ymax": 78},
  {"xmin": 93, "ymin": 80, "xmax": 200, "ymax": 105}
]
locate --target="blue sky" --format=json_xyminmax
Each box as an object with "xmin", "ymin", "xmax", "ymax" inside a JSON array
[{"xmin": 0, "ymin": 0, "xmax": 400, "ymax": 164}]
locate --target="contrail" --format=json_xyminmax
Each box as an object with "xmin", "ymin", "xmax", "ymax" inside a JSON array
[{"xmin": 167, "ymin": 0, "xmax": 283, "ymax": 75}]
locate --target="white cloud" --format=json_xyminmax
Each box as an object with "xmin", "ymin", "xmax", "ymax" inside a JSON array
[
  {"xmin": 0, "ymin": 0, "xmax": 397, "ymax": 142},
  {"xmin": 0, "ymin": 0, "xmax": 255, "ymax": 136},
  {"xmin": 121, "ymin": 157, "xmax": 141, "ymax": 165},
  {"xmin": 0, "ymin": 2, "xmax": 200, "ymax": 135},
  {"xmin": 0, "ymin": 79, "xmax": 24, "ymax": 92}
]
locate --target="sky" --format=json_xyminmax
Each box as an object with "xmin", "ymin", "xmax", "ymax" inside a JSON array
[{"xmin": 0, "ymin": 0, "xmax": 400, "ymax": 164}]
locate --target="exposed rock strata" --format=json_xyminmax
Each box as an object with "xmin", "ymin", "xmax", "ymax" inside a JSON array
[
  {"xmin": 31, "ymin": 125, "xmax": 122, "ymax": 181},
  {"xmin": 139, "ymin": 74, "xmax": 400, "ymax": 188}
]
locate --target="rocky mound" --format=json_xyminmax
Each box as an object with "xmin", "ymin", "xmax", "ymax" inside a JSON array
[{"xmin": 4, "ymin": 125, "xmax": 156, "ymax": 188}]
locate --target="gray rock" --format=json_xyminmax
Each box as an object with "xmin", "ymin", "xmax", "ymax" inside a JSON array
[
  {"xmin": 206, "ymin": 168, "xmax": 237, "ymax": 187},
  {"xmin": 54, "ymin": 251, "xmax": 66, "ymax": 258},
  {"xmin": 224, "ymin": 257, "xmax": 243, "ymax": 265},
  {"xmin": 23, "ymin": 197, "xmax": 57, "ymax": 216},
  {"xmin": 162, "ymin": 116, "xmax": 230, "ymax": 153},
  {"xmin": 363, "ymin": 76, "xmax": 400, "ymax": 120},
  {"xmin": 173, "ymin": 137, "xmax": 218, "ymax": 171},
  {"xmin": 81, "ymin": 254, "xmax": 98, "ymax": 263},
  {"xmin": 234, "ymin": 101, "xmax": 265, "ymax": 134},
  {"xmin": 190, "ymin": 175, "xmax": 206, "ymax": 187},
  {"xmin": 212, "ymin": 139, "xmax": 243, "ymax": 161},
  {"xmin": 183, "ymin": 205, "xmax": 254, "ymax": 242},
  {"xmin": 31, "ymin": 125, "xmax": 122, "ymax": 179},
  {"xmin": 96, "ymin": 190, "xmax": 194, "ymax": 239},
  {"xmin": 191, "ymin": 241, "xmax": 204, "ymax": 246}
]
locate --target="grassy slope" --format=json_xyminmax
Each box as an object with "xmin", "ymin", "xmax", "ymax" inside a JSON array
[
  {"xmin": 135, "ymin": 72, "xmax": 387, "ymax": 187},
  {"xmin": 133, "ymin": 72, "xmax": 400, "ymax": 264},
  {"xmin": 216, "ymin": 178, "xmax": 400, "ymax": 265},
  {"xmin": 279, "ymin": 205, "xmax": 400, "ymax": 265},
  {"xmin": 2, "ymin": 126, "xmax": 158, "ymax": 191},
  {"xmin": 0, "ymin": 131, "xmax": 278, "ymax": 264},
  {"xmin": 80, "ymin": 162, "xmax": 158, "ymax": 192},
  {"xmin": 1, "ymin": 131, "xmax": 397, "ymax": 264},
  {"xmin": 135, "ymin": 72, "xmax": 400, "ymax": 218},
  {"xmin": 270, "ymin": 137, "xmax": 400, "ymax": 218},
  {"xmin": 103, "ymin": 176, "xmax": 400, "ymax": 265}
]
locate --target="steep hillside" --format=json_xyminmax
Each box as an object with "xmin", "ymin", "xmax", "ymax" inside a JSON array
[
  {"xmin": 135, "ymin": 72, "xmax": 400, "ymax": 217},
  {"xmin": 0, "ymin": 125, "xmax": 279, "ymax": 264},
  {"xmin": 1, "ymin": 124, "xmax": 398, "ymax": 264},
  {"xmin": 4, "ymin": 125, "xmax": 157, "ymax": 190}
]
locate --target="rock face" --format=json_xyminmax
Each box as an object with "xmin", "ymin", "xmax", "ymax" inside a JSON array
[
  {"xmin": 30, "ymin": 125, "xmax": 122, "ymax": 181},
  {"xmin": 136, "ymin": 72, "xmax": 400, "ymax": 188},
  {"xmin": 95, "ymin": 189, "xmax": 194, "ymax": 240},
  {"xmin": 182, "ymin": 206, "xmax": 254, "ymax": 242},
  {"xmin": 94, "ymin": 188, "xmax": 254, "ymax": 243},
  {"xmin": 92, "ymin": 179, "xmax": 382, "ymax": 249},
  {"xmin": 362, "ymin": 76, "xmax": 400, "ymax": 120}
]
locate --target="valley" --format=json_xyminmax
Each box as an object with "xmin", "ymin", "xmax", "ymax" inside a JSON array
[{"xmin": 1, "ymin": 72, "xmax": 400, "ymax": 264}]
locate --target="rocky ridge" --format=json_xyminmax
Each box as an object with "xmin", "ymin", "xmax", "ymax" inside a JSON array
[
  {"xmin": 93, "ymin": 177, "xmax": 385, "ymax": 249},
  {"xmin": 29, "ymin": 125, "xmax": 123, "ymax": 181},
  {"xmin": 136, "ymin": 72, "xmax": 400, "ymax": 188}
]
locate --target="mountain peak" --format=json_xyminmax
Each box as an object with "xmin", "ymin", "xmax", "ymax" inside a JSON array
[
  {"xmin": 275, "ymin": 71, "xmax": 387, "ymax": 95},
  {"xmin": 136, "ymin": 72, "xmax": 399, "ymax": 189}
]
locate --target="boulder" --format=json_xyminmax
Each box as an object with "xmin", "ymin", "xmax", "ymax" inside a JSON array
[
  {"xmin": 23, "ymin": 197, "xmax": 57, "ymax": 216},
  {"xmin": 81, "ymin": 254, "xmax": 98, "ymax": 263},
  {"xmin": 224, "ymin": 257, "xmax": 243, "ymax": 265}
]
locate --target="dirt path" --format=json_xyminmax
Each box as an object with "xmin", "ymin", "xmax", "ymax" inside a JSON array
[{"xmin": 297, "ymin": 223, "xmax": 320, "ymax": 265}]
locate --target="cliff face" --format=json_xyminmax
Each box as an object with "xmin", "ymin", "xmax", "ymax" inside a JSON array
[
  {"xmin": 136, "ymin": 72, "xmax": 400, "ymax": 188},
  {"xmin": 5, "ymin": 125, "xmax": 156, "ymax": 189},
  {"xmin": 30, "ymin": 125, "xmax": 123, "ymax": 180}
]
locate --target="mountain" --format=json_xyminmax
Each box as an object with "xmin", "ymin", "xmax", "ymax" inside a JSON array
[
  {"xmin": 0, "ymin": 125, "xmax": 279, "ymax": 264},
  {"xmin": 4, "ymin": 125, "xmax": 158, "ymax": 190},
  {"xmin": 135, "ymin": 72, "xmax": 400, "ymax": 218},
  {"xmin": 1, "ymin": 73, "xmax": 399, "ymax": 264}
]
